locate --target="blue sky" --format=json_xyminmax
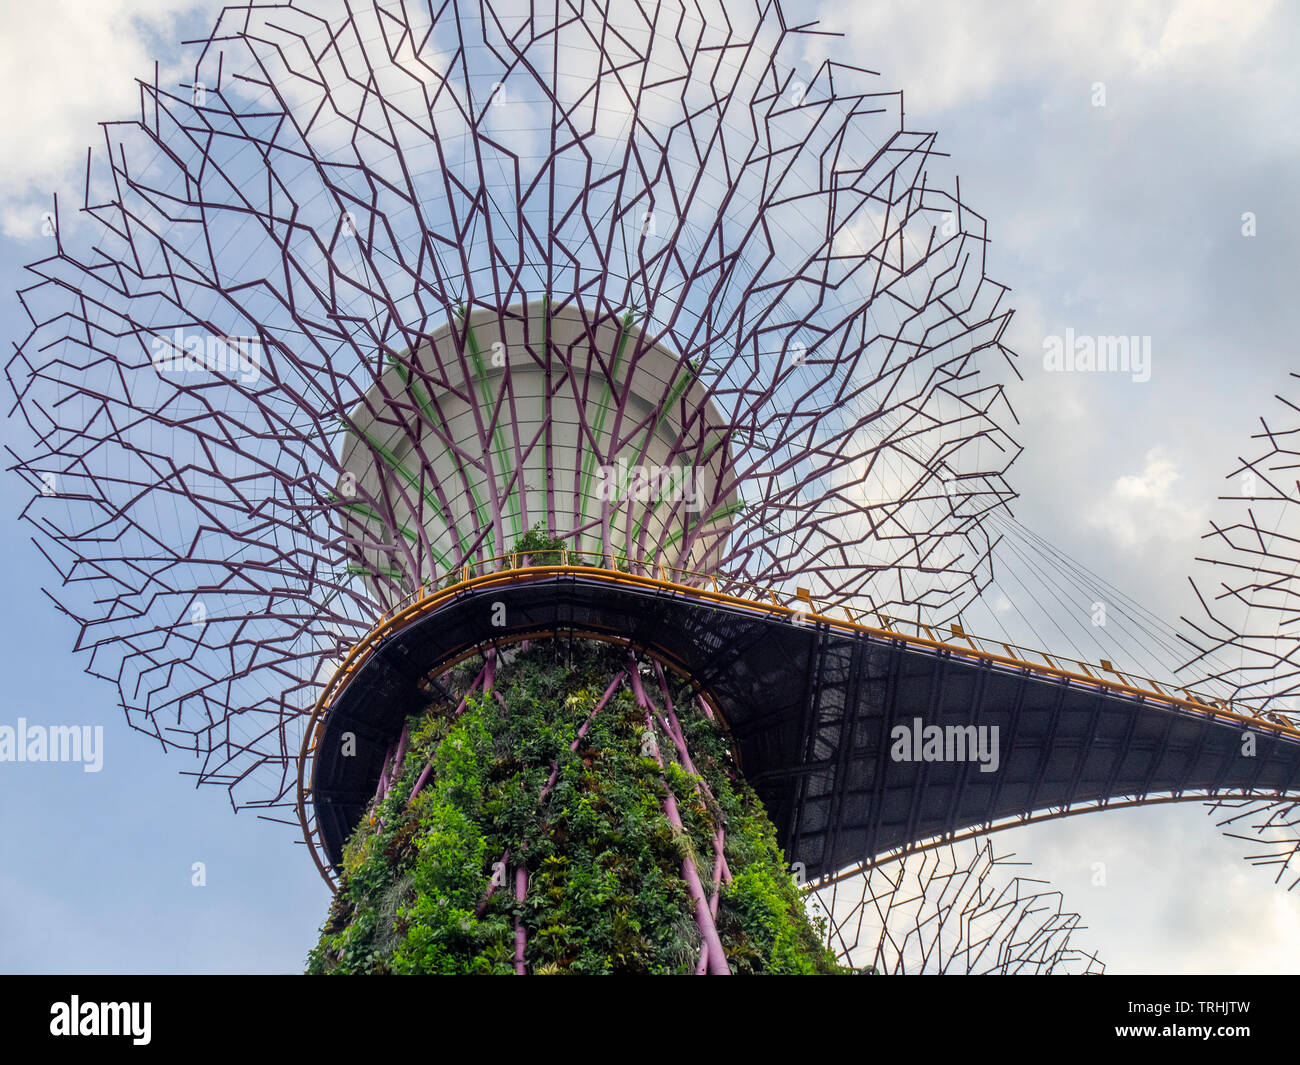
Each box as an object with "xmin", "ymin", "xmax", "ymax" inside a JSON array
[{"xmin": 2, "ymin": 0, "xmax": 1299, "ymax": 973}]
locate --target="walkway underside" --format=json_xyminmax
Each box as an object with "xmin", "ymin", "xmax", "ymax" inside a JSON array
[{"xmin": 304, "ymin": 568, "xmax": 1300, "ymax": 880}]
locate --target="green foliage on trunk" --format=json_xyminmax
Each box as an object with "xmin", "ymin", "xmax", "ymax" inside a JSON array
[{"xmin": 308, "ymin": 640, "xmax": 843, "ymax": 974}]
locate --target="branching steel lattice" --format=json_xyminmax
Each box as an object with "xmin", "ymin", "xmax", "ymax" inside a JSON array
[
  {"xmin": 1181, "ymin": 372, "xmax": 1300, "ymax": 891},
  {"xmin": 812, "ymin": 840, "xmax": 1103, "ymax": 974}
]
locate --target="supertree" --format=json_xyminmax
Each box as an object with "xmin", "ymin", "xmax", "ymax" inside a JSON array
[
  {"xmin": 7, "ymin": 0, "xmax": 1049, "ymax": 973},
  {"xmin": 1179, "ymin": 372, "xmax": 1300, "ymax": 891}
]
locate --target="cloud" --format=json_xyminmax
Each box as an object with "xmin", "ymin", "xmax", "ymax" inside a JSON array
[
  {"xmin": 0, "ymin": 0, "xmax": 222, "ymax": 239},
  {"xmin": 802, "ymin": 0, "xmax": 1278, "ymax": 115},
  {"xmin": 1087, "ymin": 445, "xmax": 1206, "ymax": 547},
  {"xmin": 1001, "ymin": 807, "xmax": 1300, "ymax": 974}
]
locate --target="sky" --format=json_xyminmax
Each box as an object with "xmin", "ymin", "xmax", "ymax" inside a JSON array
[{"xmin": 1, "ymin": 0, "xmax": 1298, "ymax": 973}]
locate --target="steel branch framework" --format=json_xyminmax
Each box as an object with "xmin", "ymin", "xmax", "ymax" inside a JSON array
[
  {"xmin": 1180, "ymin": 372, "xmax": 1300, "ymax": 889},
  {"xmin": 6, "ymin": 0, "xmax": 1018, "ymax": 817},
  {"xmin": 811, "ymin": 839, "xmax": 1103, "ymax": 974}
]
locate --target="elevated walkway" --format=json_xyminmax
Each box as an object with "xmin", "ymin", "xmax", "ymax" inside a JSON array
[{"xmin": 297, "ymin": 557, "xmax": 1300, "ymax": 885}]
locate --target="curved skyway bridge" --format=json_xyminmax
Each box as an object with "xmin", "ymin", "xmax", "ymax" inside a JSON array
[{"xmin": 299, "ymin": 555, "xmax": 1300, "ymax": 886}]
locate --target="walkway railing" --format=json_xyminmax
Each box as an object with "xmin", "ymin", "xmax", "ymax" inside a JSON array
[{"xmin": 354, "ymin": 550, "xmax": 1299, "ymax": 740}]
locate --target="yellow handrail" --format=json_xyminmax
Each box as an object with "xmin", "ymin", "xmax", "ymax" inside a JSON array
[{"xmin": 341, "ymin": 551, "xmax": 1291, "ymax": 736}]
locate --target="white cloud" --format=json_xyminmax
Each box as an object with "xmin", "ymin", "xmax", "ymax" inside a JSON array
[
  {"xmin": 803, "ymin": 0, "xmax": 1278, "ymax": 115},
  {"xmin": 0, "ymin": 0, "xmax": 222, "ymax": 238},
  {"xmin": 1000, "ymin": 807, "xmax": 1300, "ymax": 974},
  {"xmin": 1088, "ymin": 445, "xmax": 1205, "ymax": 547}
]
